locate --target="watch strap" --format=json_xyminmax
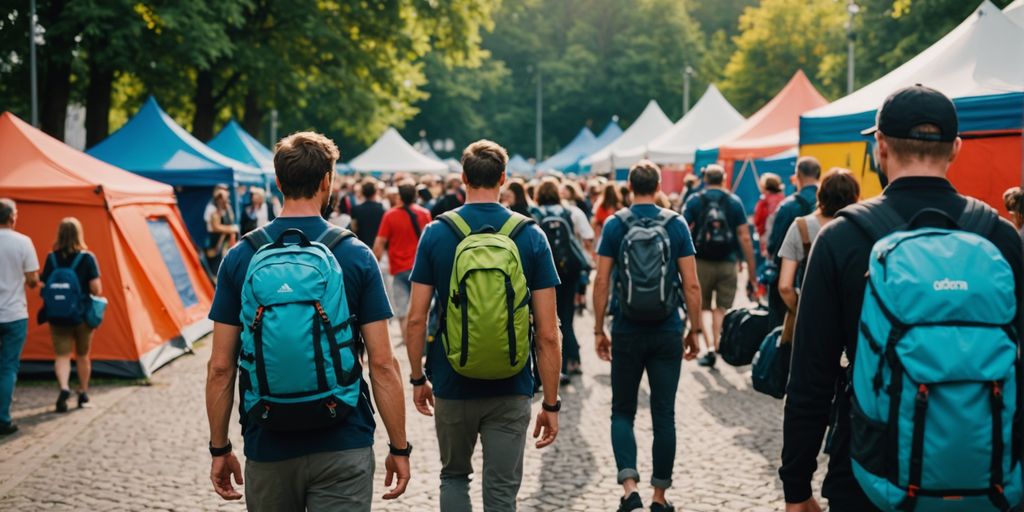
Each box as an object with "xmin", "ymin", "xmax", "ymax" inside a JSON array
[
  {"xmin": 389, "ymin": 442, "xmax": 413, "ymax": 457},
  {"xmin": 542, "ymin": 399, "xmax": 561, "ymax": 413},
  {"xmin": 209, "ymin": 441, "xmax": 232, "ymax": 457},
  {"xmin": 410, "ymin": 375, "xmax": 427, "ymax": 386}
]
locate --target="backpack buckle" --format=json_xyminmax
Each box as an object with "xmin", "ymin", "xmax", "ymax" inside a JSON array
[
  {"xmin": 252, "ymin": 306, "xmax": 265, "ymax": 329},
  {"xmin": 992, "ymin": 381, "xmax": 1003, "ymax": 398},
  {"xmin": 314, "ymin": 302, "xmax": 330, "ymax": 325},
  {"xmin": 907, "ymin": 484, "xmax": 920, "ymax": 498},
  {"xmin": 261, "ymin": 404, "xmax": 270, "ymax": 420},
  {"xmin": 326, "ymin": 399, "xmax": 337, "ymax": 418},
  {"xmin": 915, "ymin": 384, "xmax": 929, "ymax": 404}
]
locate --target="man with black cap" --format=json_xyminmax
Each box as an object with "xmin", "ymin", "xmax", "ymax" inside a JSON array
[{"xmin": 779, "ymin": 85, "xmax": 1024, "ymax": 511}]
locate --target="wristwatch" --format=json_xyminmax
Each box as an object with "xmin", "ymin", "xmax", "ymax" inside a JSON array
[
  {"xmin": 410, "ymin": 375, "xmax": 427, "ymax": 386},
  {"xmin": 389, "ymin": 442, "xmax": 413, "ymax": 457},
  {"xmin": 542, "ymin": 399, "xmax": 562, "ymax": 413},
  {"xmin": 209, "ymin": 441, "xmax": 232, "ymax": 457}
]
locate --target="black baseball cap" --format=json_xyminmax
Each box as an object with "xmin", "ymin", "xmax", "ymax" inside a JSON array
[{"xmin": 860, "ymin": 84, "xmax": 958, "ymax": 142}]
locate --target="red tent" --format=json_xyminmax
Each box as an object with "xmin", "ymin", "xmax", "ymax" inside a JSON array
[{"xmin": 0, "ymin": 112, "xmax": 213, "ymax": 378}]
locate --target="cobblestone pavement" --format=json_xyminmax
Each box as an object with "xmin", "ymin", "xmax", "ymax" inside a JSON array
[{"xmin": 0, "ymin": 307, "xmax": 826, "ymax": 511}]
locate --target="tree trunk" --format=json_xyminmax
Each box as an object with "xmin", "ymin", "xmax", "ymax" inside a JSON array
[
  {"xmin": 242, "ymin": 88, "xmax": 265, "ymax": 144},
  {"xmin": 85, "ymin": 65, "xmax": 114, "ymax": 149},
  {"xmin": 192, "ymin": 69, "xmax": 215, "ymax": 141},
  {"xmin": 38, "ymin": 0, "xmax": 73, "ymax": 139}
]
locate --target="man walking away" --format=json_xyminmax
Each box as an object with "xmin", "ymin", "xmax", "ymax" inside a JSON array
[
  {"xmin": 781, "ymin": 85, "xmax": 1024, "ymax": 512},
  {"xmin": 351, "ymin": 178, "xmax": 386, "ymax": 248},
  {"xmin": 374, "ymin": 179, "xmax": 432, "ymax": 345},
  {"xmin": 593, "ymin": 160, "xmax": 704, "ymax": 512},
  {"xmin": 0, "ymin": 198, "xmax": 39, "ymax": 436},
  {"xmin": 430, "ymin": 174, "xmax": 467, "ymax": 218},
  {"xmin": 682, "ymin": 165, "xmax": 757, "ymax": 368},
  {"xmin": 765, "ymin": 158, "xmax": 820, "ymax": 325},
  {"xmin": 205, "ymin": 132, "xmax": 411, "ymax": 511},
  {"xmin": 405, "ymin": 140, "xmax": 562, "ymax": 512}
]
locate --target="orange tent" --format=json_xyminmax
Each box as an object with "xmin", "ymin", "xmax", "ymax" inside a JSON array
[{"xmin": 0, "ymin": 112, "xmax": 213, "ymax": 378}]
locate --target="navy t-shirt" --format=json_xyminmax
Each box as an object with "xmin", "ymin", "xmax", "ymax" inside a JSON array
[
  {"xmin": 410, "ymin": 203, "xmax": 560, "ymax": 400},
  {"xmin": 208, "ymin": 216, "xmax": 393, "ymax": 462},
  {"xmin": 682, "ymin": 188, "xmax": 749, "ymax": 262},
  {"xmin": 597, "ymin": 204, "xmax": 696, "ymax": 334}
]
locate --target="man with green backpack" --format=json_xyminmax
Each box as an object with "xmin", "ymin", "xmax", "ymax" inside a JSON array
[{"xmin": 405, "ymin": 139, "xmax": 563, "ymax": 512}]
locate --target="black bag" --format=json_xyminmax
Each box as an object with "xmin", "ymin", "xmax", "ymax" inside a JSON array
[
  {"xmin": 751, "ymin": 326, "xmax": 790, "ymax": 399},
  {"xmin": 614, "ymin": 208, "xmax": 680, "ymax": 322},
  {"xmin": 693, "ymin": 192, "xmax": 735, "ymax": 260},
  {"xmin": 719, "ymin": 305, "xmax": 771, "ymax": 366},
  {"xmin": 537, "ymin": 205, "xmax": 581, "ymax": 277}
]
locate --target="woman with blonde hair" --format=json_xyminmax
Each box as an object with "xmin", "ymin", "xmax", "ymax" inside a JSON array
[
  {"xmin": 205, "ymin": 188, "xmax": 238, "ymax": 275},
  {"xmin": 40, "ymin": 218, "xmax": 101, "ymax": 412}
]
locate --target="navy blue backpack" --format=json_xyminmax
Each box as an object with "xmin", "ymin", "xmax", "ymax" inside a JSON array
[{"xmin": 41, "ymin": 253, "xmax": 87, "ymax": 323}]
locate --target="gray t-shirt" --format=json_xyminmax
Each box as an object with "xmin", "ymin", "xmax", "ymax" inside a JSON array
[{"xmin": 778, "ymin": 214, "xmax": 822, "ymax": 263}]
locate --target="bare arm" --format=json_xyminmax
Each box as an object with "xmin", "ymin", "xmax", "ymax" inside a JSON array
[
  {"xmin": 372, "ymin": 237, "xmax": 387, "ymax": 262},
  {"xmin": 778, "ymin": 258, "xmax": 799, "ymax": 312},
  {"xmin": 406, "ymin": 282, "xmax": 435, "ymax": 416},
  {"xmin": 24, "ymin": 271, "xmax": 39, "ymax": 289},
  {"xmin": 676, "ymin": 255, "xmax": 703, "ymax": 332},
  {"xmin": 206, "ymin": 322, "xmax": 240, "ymax": 448},
  {"xmin": 210, "ymin": 212, "xmax": 239, "ymax": 235},
  {"xmin": 362, "ymin": 319, "xmax": 407, "ymax": 448},
  {"xmin": 592, "ymin": 256, "xmax": 613, "ymax": 335},
  {"xmin": 531, "ymin": 287, "xmax": 561, "ymax": 449},
  {"xmin": 88, "ymin": 277, "xmax": 101, "ymax": 296}
]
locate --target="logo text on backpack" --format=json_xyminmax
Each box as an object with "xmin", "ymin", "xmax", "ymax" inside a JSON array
[
  {"xmin": 276, "ymin": 283, "xmax": 294, "ymax": 294},
  {"xmin": 932, "ymin": 278, "xmax": 968, "ymax": 291}
]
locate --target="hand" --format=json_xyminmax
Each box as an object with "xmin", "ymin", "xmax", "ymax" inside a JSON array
[
  {"xmin": 683, "ymin": 330, "xmax": 700, "ymax": 361},
  {"xmin": 382, "ymin": 454, "xmax": 411, "ymax": 500},
  {"xmin": 748, "ymin": 276, "xmax": 761, "ymax": 300},
  {"xmin": 595, "ymin": 331, "xmax": 611, "ymax": 362},
  {"xmin": 413, "ymin": 381, "xmax": 435, "ymax": 417},
  {"xmin": 785, "ymin": 498, "xmax": 822, "ymax": 512},
  {"xmin": 533, "ymin": 409, "xmax": 559, "ymax": 448},
  {"xmin": 210, "ymin": 452, "xmax": 244, "ymax": 501},
  {"xmin": 737, "ymin": 261, "xmax": 745, "ymax": 274}
]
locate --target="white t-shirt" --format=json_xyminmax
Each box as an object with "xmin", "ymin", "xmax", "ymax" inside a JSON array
[
  {"xmin": 563, "ymin": 202, "xmax": 595, "ymax": 241},
  {"xmin": 779, "ymin": 214, "xmax": 822, "ymax": 263},
  {"xmin": 0, "ymin": 229, "xmax": 40, "ymax": 323}
]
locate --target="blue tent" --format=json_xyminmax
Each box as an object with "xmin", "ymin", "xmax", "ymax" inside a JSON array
[
  {"xmin": 507, "ymin": 154, "xmax": 535, "ymax": 176},
  {"xmin": 208, "ymin": 119, "xmax": 280, "ymax": 200},
  {"xmin": 731, "ymin": 149, "xmax": 798, "ymax": 214},
  {"xmin": 88, "ymin": 97, "xmax": 264, "ymax": 246},
  {"xmin": 565, "ymin": 121, "xmax": 623, "ymax": 174},
  {"xmin": 537, "ymin": 127, "xmax": 596, "ymax": 171}
]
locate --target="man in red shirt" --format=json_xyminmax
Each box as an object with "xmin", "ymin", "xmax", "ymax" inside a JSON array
[{"xmin": 374, "ymin": 179, "xmax": 432, "ymax": 342}]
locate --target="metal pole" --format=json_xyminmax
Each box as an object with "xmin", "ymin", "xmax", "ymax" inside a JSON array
[
  {"xmin": 29, "ymin": 0, "xmax": 39, "ymax": 127},
  {"xmin": 535, "ymin": 69, "xmax": 542, "ymax": 162},
  {"xmin": 270, "ymin": 109, "xmax": 278, "ymax": 144},
  {"xmin": 847, "ymin": 1, "xmax": 859, "ymax": 95},
  {"xmin": 683, "ymin": 66, "xmax": 693, "ymax": 116}
]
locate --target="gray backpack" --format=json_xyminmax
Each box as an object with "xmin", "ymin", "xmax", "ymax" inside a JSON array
[{"xmin": 614, "ymin": 208, "xmax": 680, "ymax": 322}]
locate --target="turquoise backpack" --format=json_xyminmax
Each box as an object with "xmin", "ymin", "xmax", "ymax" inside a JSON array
[
  {"xmin": 842, "ymin": 199, "xmax": 1021, "ymax": 511},
  {"xmin": 238, "ymin": 227, "xmax": 361, "ymax": 432}
]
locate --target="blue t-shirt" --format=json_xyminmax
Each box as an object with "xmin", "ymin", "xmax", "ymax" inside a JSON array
[
  {"xmin": 682, "ymin": 188, "xmax": 749, "ymax": 262},
  {"xmin": 597, "ymin": 204, "xmax": 696, "ymax": 334},
  {"xmin": 208, "ymin": 216, "xmax": 393, "ymax": 462},
  {"xmin": 410, "ymin": 203, "xmax": 560, "ymax": 400}
]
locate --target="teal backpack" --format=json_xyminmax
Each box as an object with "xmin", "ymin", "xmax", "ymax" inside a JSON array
[
  {"xmin": 238, "ymin": 227, "xmax": 361, "ymax": 432},
  {"xmin": 842, "ymin": 199, "xmax": 1021, "ymax": 511}
]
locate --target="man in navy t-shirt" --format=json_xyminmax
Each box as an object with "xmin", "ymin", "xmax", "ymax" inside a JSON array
[
  {"xmin": 205, "ymin": 132, "xmax": 410, "ymax": 511},
  {"xmin": 405, "ymin": 140, "xmax": 562, "ymax": 512},
  {"xmin": 594, "ymin": 160, "xmax": 705, "ymax": 512}
]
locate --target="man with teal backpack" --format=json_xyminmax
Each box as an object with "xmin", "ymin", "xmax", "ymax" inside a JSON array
[
  {"xmin": 205, "ymin": 132, "xmax": 411, "ymax": 511},
  {"xmin": 405, "ymin": 139, "xmax": 562, "ymax": 512},
  {"xmin": 781, "ymin": 86, "xmax": 1024, "ymax": 512}
]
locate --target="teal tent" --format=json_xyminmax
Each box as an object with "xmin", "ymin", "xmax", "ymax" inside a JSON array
[{"xmin": 537, "ymin": 127, "xmax": 596, "ymax": 171}]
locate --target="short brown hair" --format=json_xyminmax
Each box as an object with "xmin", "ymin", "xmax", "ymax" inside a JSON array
[
  {"xmin": 361, "ymin": 178, "xmax": 378, "ymax": 200},
  {"xmin": 535, "ymin": 177, "xmax": 562, "ymax": 206},
  {"xmin": 461, "ymin": 140, "xmax": 508, "ymax": 189},
  {"xmin": 628, "ymin": 160, "xmax": 661, "ymax": 196},
  {"xmin": 796, "ymin": 156, "xmax": 821, "ymax": 180},
  {"xmin": 398, "ymin": 179, "xmax": 417, "ymax": 206},
  {"xmin": 54, "ymin": 217, "xmax": 87, "ymax": 256},
  {"xmin": 884, "ymin": 124, "xmax": 955, "ymax": 163},
  {"xmin": 818, "ymin": 168, "xmax": 860, "ymax": 217},
  {"xmin": 703, "ymin": 164, "xmax": 725, "ymax": 186},
  {"xmin": 760, "ymin": 173, "xmax": 783, "ymax": 194},
  {"xmin": 1004, "ymin": 187, "xmax": 1023, "ymax": 214},
  {"xmin": 274, "ymin": 131, "xmax": 339, "ymax": 199}
]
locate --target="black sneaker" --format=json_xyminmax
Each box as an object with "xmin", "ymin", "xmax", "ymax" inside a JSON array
[
  {"xmin": 559, "ymin": 373, "xmax": 571, "ymax": 386},
  {"xmin": 55, "ymin": 389, "xmax": 71, "ymax": 413},
  {"xmin": 77, "ymin": 391, "xmax": 90, "ymax": 408},
  {"xmin": 696, "ymin": 351, "xmax": 717, "ymax": 368},
  {"xmin": 0, "ymin": 422, "xmax": 17, "ymax": 436},
  {"xmin": 618, "ymin": 492, "xmax": 644, "ymax": 512},
  {"xmin": 651, "ymin": 501, "xmax": 675, "ymax": 512}
]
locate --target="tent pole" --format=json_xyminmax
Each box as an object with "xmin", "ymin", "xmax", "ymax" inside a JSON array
[{"xmin": 535, "ymin": 69, "xmax": 543, "ymax": 162}]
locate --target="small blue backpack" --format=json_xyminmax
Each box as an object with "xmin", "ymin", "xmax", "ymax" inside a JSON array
[
  {"xmin": 238, "ymin": 227, "xmax": 361, "ymax": 432},
  {"xmin": 842, "ymin": 199, "xmax": 1021, "ymax": 511},
  {"xmin": 41, "ymin": 253, "xmax": 87, "ymax": 323}
]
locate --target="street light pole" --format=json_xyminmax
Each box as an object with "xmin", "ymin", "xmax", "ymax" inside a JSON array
[
  {"xmin": 535, "ymin": 68, "xmax": 543, "ymax": 162},
  {"xmin": 683, "ymin": 66, "xmax": 694, "ymax": 116},
  {"xmin": 270, "ymin": 109, "xmax": 278, "ymax": 144},
  {"xmin": 847, "ymin": 1, "xmax": 860, "ymax": 95},
  {"xmin": 29, "ymin": 0, "xmax": 39, "ymax": 127}
]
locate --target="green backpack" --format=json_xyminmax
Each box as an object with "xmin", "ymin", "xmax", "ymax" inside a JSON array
[{"xmin": 437, "ymin": 211, "xmax": 533, "ymax": 380}]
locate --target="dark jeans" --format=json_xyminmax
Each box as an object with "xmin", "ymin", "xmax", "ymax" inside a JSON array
[
  {"xmin": 556, "ymin": 272, "xmax": 581, "ymax": 373},
  {"xmin": 610, "ymin": 330, "xmax": 683, "ymax": 488}
]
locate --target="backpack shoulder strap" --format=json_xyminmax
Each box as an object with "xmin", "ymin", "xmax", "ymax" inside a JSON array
[
  {"xmin": 48, "ymin": 252, "xmax": 58, "ymax": 271},
  {"xmin": 613, "ymin": 208, "xmax": 634, "ymax": 226},
  {"xmin": 499, "ymin": 212, "xmax": 536, "ymax": 239},
  {"xmin": 243, "ymin": 227, "xmax": 273, "ymax": 251},
  {"xmin": 836, "ymin": 199, "xmax": 906, "ymax": 244},
  {"xmin": 69, "ymin": 252, "xmax": 85, "ymax": 271},
  {"xmin": 316, "ymin": 226, "xmax": 355, "ymax": 250},
  {"xmin": 656, "ymin": 208, "xmax": 678, "ymax": 227},
  {"xmin": 403, "ymin": 205, "xmax": 422, "ymax": 238},
  {"xmin": 958, "ymin": 197, "xmax": 999, "ymax": 237},
  {"xmin": 796, "ymin": 217, "xmax": 812, "ymax": 259},
  {"xmin": 438, "ymin": 211, "xmax": 472, "ymax": 241}
]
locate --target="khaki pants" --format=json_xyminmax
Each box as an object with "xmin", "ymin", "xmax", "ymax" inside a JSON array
[
  {"xmin": 244, "ymin": 447, "xmax": 374, "ymax": 512},
  {"xmin": 50, "ymin": 323, "xmax": 93, "ymax": 356},
  {"xmin": 696, "ymin": 259, "xmax": 738, "ymax": 310}
]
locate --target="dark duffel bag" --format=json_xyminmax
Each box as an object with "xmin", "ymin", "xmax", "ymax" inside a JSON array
[
  {"xmin": 719, "ymin": 305, "xmax": 771, "ymax": 366},
  {"xmin": 751, "ymin": 326, "xmax": 790, "ymax": 399}
]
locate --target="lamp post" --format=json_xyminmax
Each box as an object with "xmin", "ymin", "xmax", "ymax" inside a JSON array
[
  {"xmin": 535, "ymin": 67, "xmax": 543, "ymax": 162},
  {"xmin": 847, "ymin": 1, "xmax": 860, "ymax": 95},
  {"xmin": 29, "ymin": 0, "xmax": 39, "ymax": 127},
  {"xmin": 683, "ymin": 65, "xmax": 695, "ymax": 116}
]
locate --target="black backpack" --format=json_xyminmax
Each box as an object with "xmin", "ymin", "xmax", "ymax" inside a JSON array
[
  {"xmin": 693, "ymin": 192, "xmax": 735, "ymax": 260},
  {"xmin": 614, "ymin": 209, "xmax": 681, "ymax": 322},
  {"xmin": 719, "ymin": 305, "xmax": 772, "ymax": 366},
  {"xmin": 537, "ymin": 205, "xmax": 580, "ymax": 277}
]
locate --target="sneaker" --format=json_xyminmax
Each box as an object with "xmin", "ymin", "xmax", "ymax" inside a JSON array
[
  {"xmin": 0, "ymin": 422, "xmax": 17, "ymax": 436},
  {"xmin": 618, "ymin": 492, "xmax": 644, "ymax": 512},
  {"xmin": 696, "ymin": 351, "xmax": 717, "ymax": 368},
  {"xmin": 651, "ymin": 502, "xmax": 675, "ymax": 512},
  {"xmin": 559, "ymin": 373, "xmax": 571, "ymax": 386},
  {"xmin": 77, "ymin": 391, "xmax": 90, "ymax": 409},
  {"xmin": 55, "ymin": 389, "xmax": 71, "ymax": 413}
]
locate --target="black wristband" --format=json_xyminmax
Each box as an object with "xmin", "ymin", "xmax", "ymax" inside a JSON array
[
  {"xmin": 542, "ymin": 399, "xmax": 561, "ymax": 413},
  {"xmin": 389, "ymin": 442, "xmax": 413, "ymax": 457},
  {"xmin": 410, "ymin": 375, "xmax": 427, "ymax": 386},
  {"xmin": 209, "ymin": 441, "xmax": 232, "ymax": 457}
]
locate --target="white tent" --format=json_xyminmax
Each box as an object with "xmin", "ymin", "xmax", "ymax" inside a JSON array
[
  {"xmin": 1006, "ymin": 0, "xmax": 1024, "ymax": 26},
  {"xmin": 348, "ymin": 128, "xmax": 449, "ymax": 174},
  {"xmin": 616, "ymin": 85, "xmax": 745, "ymax": 167},
  {"xmin": 581, "ymin": 100, "xmax": 673, "ymax": 174}
]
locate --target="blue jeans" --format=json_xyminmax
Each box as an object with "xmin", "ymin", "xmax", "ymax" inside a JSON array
[
  {"xmin": 0, "ymin": 319, "xmax": 29, "ymax": 425},
  {"xmin": 610, "ymin": 330, "xmax": 683, "ymax": 488},
  {"xmin": 556, "ymin": 272, "xmax": 581, "ymax": 373}
]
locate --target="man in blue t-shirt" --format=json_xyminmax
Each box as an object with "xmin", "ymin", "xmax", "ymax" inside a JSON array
[
  {"xmin": 682, "ymin": 164, "xmax": 758, "ymax": 368},
  {"xmin": 406, "ymin": 140, "xmax": 562, "ymax": 512},
  {"xmin": 766, "ymin": 157, "xmax": 820, "ymax": 327},
  {"xmin": 205, "ymin": 132, "xmax": 410, "ymax": 511},
  {"xmin": 594, "ymin": 160, "xmax": 704, "ymax": 512}
]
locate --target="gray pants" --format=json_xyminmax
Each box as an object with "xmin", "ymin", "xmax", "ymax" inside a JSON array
[
  {"xmin": 244, "ymin": 447, "xmax": 374, "ymax": 512},
  {"xmin": 435, "ymin": 395, "xmax": 532, "ymax": 512}
]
